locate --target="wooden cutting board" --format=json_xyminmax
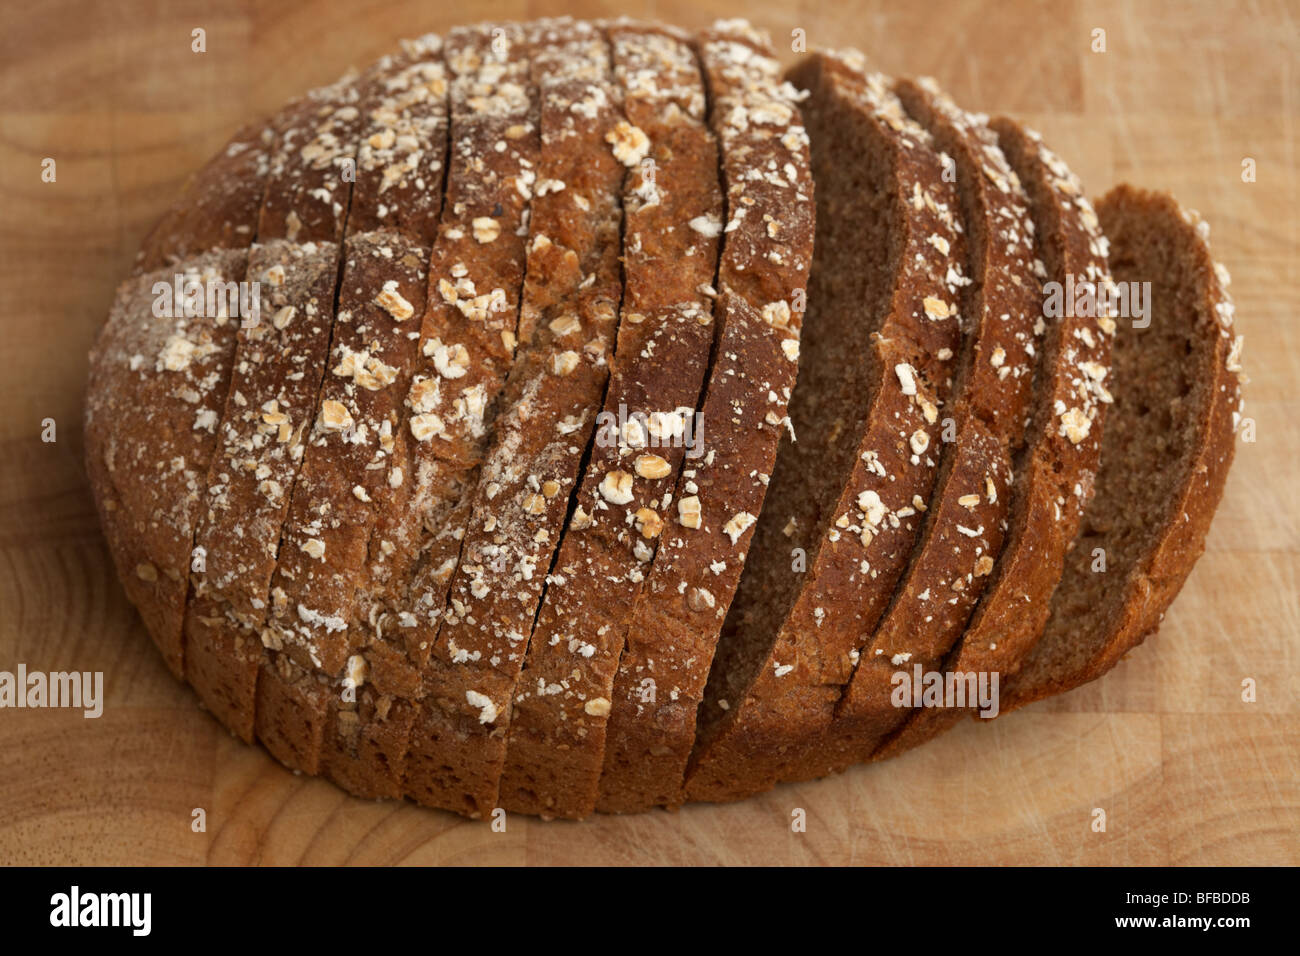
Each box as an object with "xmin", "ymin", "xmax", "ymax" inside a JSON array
[{"xmin": 1, "ymin": 0, "xmax": 1295, "ymax": 865}]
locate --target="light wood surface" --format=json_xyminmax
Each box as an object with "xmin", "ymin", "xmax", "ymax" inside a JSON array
[{"xmin": 1, "ymin": 0, "xmax": 1296, "ymax": 866}]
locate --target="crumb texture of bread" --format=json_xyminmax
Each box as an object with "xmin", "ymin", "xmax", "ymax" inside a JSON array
[{"xmin": 85, "ymin": 17, "xmax": 1243, "ymax": 818}]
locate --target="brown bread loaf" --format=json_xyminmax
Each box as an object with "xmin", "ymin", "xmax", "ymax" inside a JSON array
[
  {"xmin": 85, "ymin": 17, "xmax": 1242, "ymax": 818},
  {"xmin": 1000, "ymin": 185, "xmax": 1242, "ymax": 709},
  {"xmin": 683, "ymin": 50, "xmax": 965, "ymax": 804}
]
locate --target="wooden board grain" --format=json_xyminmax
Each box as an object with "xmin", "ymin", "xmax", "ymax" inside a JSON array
[{"xmin": 0, "ymin": 0, "xmax": 1296, "ymax": 866}]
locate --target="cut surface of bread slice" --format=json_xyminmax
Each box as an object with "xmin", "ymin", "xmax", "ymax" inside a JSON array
[
  {"xmin": 397, "ymin": 19, "xmax": 627, "ymax": 818},
  {"xmin": 497, "ymin": 20, "xmax": 729, "ymax": 819},
  {"xmin": 779, "ymin": 78, "xmax": 1040, "ymax": 780},
  {"xmin": 84, "ymin": 250, "xmax": 249, "ymax": 678},
  {"xmin": 1001, "ymin": 185, "xmax": 1242, "ymax": 709},
  {"xmin": 876, "ymin": 118, "xmax": 1114, "ymax": 759},
  {"xmin": 682, "ymin": 51, "xmax": 965, "ymax": 804}
]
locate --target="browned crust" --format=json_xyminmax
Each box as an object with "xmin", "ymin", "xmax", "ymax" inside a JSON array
[
  {"xmin": 876, "ymin": 118, "xmax": 1114, "ymax": 759},
  {"xmin": 260, "ymin": 43, "xmax": 451, "ymax": 783},
  {"xmin": 276, "ymin": 233, "xmax": 432, "ymax": 793},
  {"xmin": 257, "ymin": 73, "xmax": 365, "ymax": 245},
  {"xmin": 361, "ymin": 21, "xmax": 540, "ymax": 689},
  {"xmin": 384, "ymin": 18, "xmax": 634, "ymax": 816},
  {"xmin": 134, "ymin": 123, "xmax": 272, "ymax": 273},
  {"xmin": 894, "ymin": 77, "xmax": 1041, "ymax": 448},
  {"xmin": 345, "ymin": 34, "xmax": 450, "ymax": 245},
  {"xmin": 179, "ymin": 58, "xmax": 373, "ymax": 754},
  {"xmin": 84, "ymin": 250, "xmax": 248, "ymax": 677},
  {"xmin": 495, "ymin": 22, "xmax": 729, "ymax": 819},
  {"xmin": 682, "ymin": 51, "xmax": 964, "ymax": 805},
  {"xmin": 597, "ymin": 37, "xmax": 821, "ymax": 813},
  {"xmin": 1001, "ymin": 185, "xmax": 1242, "ymax": 708},
  {"xmin": 818, "ymin": 417, "xmax": 1009, "ymax": 767}
]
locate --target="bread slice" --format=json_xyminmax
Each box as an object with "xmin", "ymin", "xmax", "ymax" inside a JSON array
[
  {"xmin": 396, "ymin": 20, "xmax": 628, "ymax": 818},
  {"xmin": 1000, "ymin": 185, "xmax": 1242, "ymax": 709},
  {"xmin": 134, "ymin": 123, "xmax": 272, "ymax": 273},
  {"xmin": 360, "ymin": 22, "xmax": 540, "ymax": 672},
  {"xmin": 314, "ymin": 39, "xmax": 453, "ymax": 799},
  {"xmin": 681, "ymin": 51, "xmax": 966, "ymax": 804},
  {"xmin": 496, "ymin": 20, "xmax": 729, "ymax": 819},
  {"xmin": 590, "ymin": 23, "xmax": 816, "ymax": 815},
  {"xmin": 243, "ymin": 41, "xmax": 452, "ymax": 797},
  {"xmin": 266, "ymin": 44, "xmax": 451, "ymax": 674},
  {"xmin": 181, "ymin": 69, "xmax": 367, "ymax": 750},
  {"xmin": 779, "ymin": 79, "xmax": 1040, "ymax": 778},
  {"xmin": 876, "ymin": 119, "xmax": 1114, "ymax": 759},
  {"xmin": 84, "ymin": 250, "xmax": 249, "ymax": 677}
]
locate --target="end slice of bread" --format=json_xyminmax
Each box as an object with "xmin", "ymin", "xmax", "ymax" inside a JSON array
[{"xmin": 1001, "ymin": 184, "xmax": 1243, "ymax": 709}]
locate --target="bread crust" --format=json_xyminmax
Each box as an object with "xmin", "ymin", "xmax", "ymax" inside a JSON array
[
  {"xmin": 183, "ymin": 238, "xmax": 342, "ymax": 747},
  {"xmin": 398, "ymin": 19, "xmax": 627, "ymax": 817},
  {"xmin": 179, "ymin": 58, "xmax": 372, "ymax": 754},
  {"xmin": 85, "ymin": 250, "xmax": 249, "ymax": 677},
  {"xmin": 364, "ymin": 22, "xmax": 540, "ymax": 678},
  {"xmin": 594, "ymin": 24, "xmax": 814, "ymax": 814}
]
